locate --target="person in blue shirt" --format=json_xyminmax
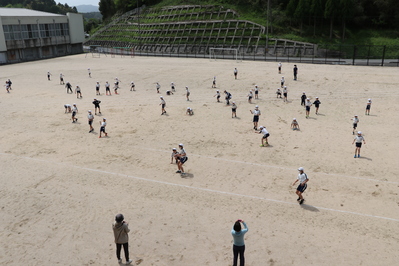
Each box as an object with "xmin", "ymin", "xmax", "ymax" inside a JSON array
[{"xmin": 231, "ymin": 220, "xmax": 248, "ymax": 266}]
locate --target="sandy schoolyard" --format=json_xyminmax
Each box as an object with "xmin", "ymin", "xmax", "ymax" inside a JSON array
[{"xmin": 0, "ymin": 54, "xmax": 398, "ymax": 266}]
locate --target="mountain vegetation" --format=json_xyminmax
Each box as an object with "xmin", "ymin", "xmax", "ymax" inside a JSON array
[{"xmin": 0, "ymin": 0, "xmax": 77, "ymax": 14}]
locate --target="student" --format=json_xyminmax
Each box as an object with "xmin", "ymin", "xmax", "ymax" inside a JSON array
[
  {"xmin": 175, "ymin": 144, "xmax": 188, "ymax": 176},
  {"xmin": 293, "ymin": 65, "xmax": 298, "ymax": 80},
  {"xmin": 231, "ymin": 220, "xmax": 248, "ymax": 266},
  {"xmin": 112, "ymin": 214, "xmax": 132, "ymax": 265},
  {"xmin": 291, "ymin": 118, "xmax": 300, "ymax": 130},
  {"xmin": 88, "ymin": 68, "xmax": 91, "ymax": 78},
  {"xmin": 87, "ymin": 110, "xmax": 94, "ymax": 133},
  {"xmin": 185, "ymin": 86, "xmax": 190, "ymax": 101},
  {"xmin": 305, "ymin": 98, "xmax": 312, "ymax": 118},
  {"xmin": 99, "ymin": 118, "xmax": 107, "ymax": 138},
  {"xmin": 92, "ymin": 98, "xmax": 101, "ymax": 115},
  {"xmin": 313, "ymin": 97, "xmax": 321, "ymax": 115},
  {"xmin": 234, "ymin": 68, "xmax": 238, "ymax": 79},
  {"xmin": 186, "ymin": 107, "xmax": 193, "ymax": 115},
  {"xmin": 130, "ymin": 81, "xmax": 135, "ymax": 91},
  {"xmin": 170, "ymin": 82, "xmax": 175, "ymax": 92},
  {"xmin": 292, "ymin": 167, "xmax": 308, "ymax": 205},
  {"xmin": 278, "ymin": 62, "xmax": 282, "ymax": 74},
  {"xmin": 254, "ymin": 85, "xmax": 259, "ymax": 99},
  {"xmin": 59, "ymin": 73, "xmax": 64, "ymax": 85},
  {"xmin": 4, "ymin": 81, "xmax": 10, "ymax": 93},
  {"xmin": 283, "ymin": 86, "xmax": 288, "ymax": 102},
  {"xmin": 224, "ymin": 90, "xmax": 232, "ymax": 105},
  {"xmin": 212, "ymin": 76, "xmax": 216, "ymax": 88},
  {"xmin": 352, "ymin": 131, "xmax": 366, "ymax": 158},
  {"xmin": 7, "ymin": 79, "xmax": 12, "ymax": 90},
  {"xmin": 171, "ymin": 148, "xmax": 179, "ymax": 164},
  {"xmin": 257, "ymin": 126, "xmax": 269, "ymax": 147},
  {"xmin": 95, "ymin": 82, "xmax": 101, "ymax": 95},
  {"xmin": 250, "ymin": 105, "xmax": 261, "ymax": 130},
  {"xmin": 71, "ymin": 104, "xmax": 78, "ymax": 123},
  {"xmin": 352, "ymin": 115, "xmax": 359, "ymax": 135},
  {"xmin": 365, "ymin": 98, "xmax": 372, "ymax": 115},
  {"xmin": 166, "ymin": 90, "xmax": 173, "ymax": 95},
  {"xmin": 231, "ymin": 101, "xmax": 237, "ymax": 118},
  {"xmin": 64, "ymin": 104, "xmax": 72, "ymax": 113},
  {"xmin": 105, "ymin": 81, "xmax": 111, "ymax": 96},
  {"xmin": 280, "ymin": 76, "xmax": 285, "ymax": 87},
  {"xmin": 247, "ymin": 90, "xmax": 253, "ymax": 103},
  {"xmin": 301, "ymin": 92, "xmax": 306, "ymax": 106},
  {"xmin": 114, "ymin": 82, "xmax": 119, "ymax": 95},
  {"xmin": 156, "ymin": 82, "xmax": 160, "ymax": 93},
  {"xmin": 75, "ymin": 85, "xmax": 82, "ymax": 99},
  {"xmin": 47, "ymin": 71, "xmax": 52, "ymax": 81},
  {"xmin": 65, "ymin": 81, "xmax": 73, "ymax": 94},
  {"xmin": 160, "ymin": 96, "xmax": 166, "ymax": 115},
  {"xmin": 214, "ymin": 90, "xmax": 221, "ymax": 102},
  {"xmin": 276, "ymin": 88, "xmax": 282, "ymax": 98}
]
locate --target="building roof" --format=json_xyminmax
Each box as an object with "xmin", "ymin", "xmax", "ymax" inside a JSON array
[{"xmin": 0, "ymin": 8, "xmax": 64, "ymax": 17}]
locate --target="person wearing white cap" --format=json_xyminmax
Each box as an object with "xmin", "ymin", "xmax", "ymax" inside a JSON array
[
  {"xmin": 87, "ymin": 110, "xmax": 94, "ymax": 133},
  {"xmin": 212, "ymin": 76, "xmax": 216, "ymax": 88},
  {"xmin": 250, "ymin": 106, "xmax": 261, "ymax": 130},
  {"xmin": 283, "ymin": 86, "xmax": 288, "ymax": 102},
  {"xmin": 156, "ymin": 82, "xmax": 160, "ymax": 93},
  {"xmin": 71, "ymin": 104, "xmax": 78, "ymax": 123},
  {"xmin": 47, "ymin": 71, "xmax": 52, "ymax": 81},
  {"xmin": 99, "ymin": 118, "xmax": 107, "ymax": 138},
  {"xmin": 114, "ymin": 78, "xmax": 120, "ymax": 94},
  {"xmin": 257, "ymin": 126, "xmax": 270, "ymax": 147},
  {"xmin": 185, "ymin": 86, "xmax": 190, "ymax": 101},
  {"xmin": 278, "ymin": 62, "xmax": 282, "ymax": 74},
  {"xmin": 301, "ymin": 92, "xmax": 307, "ymax": 106},
  {"xmin": 254, "ymin": 85, "xmax": 259, "ymax": 99},
  {"xmin": 175, "ymin": 144, "xmax": 188, "ymax": 176},
  {"xmin": 59, "ymin": 73, "xmax": 64, "ymax": 85},
  {"xmin": 224, "ymin": 90, "xmax": 232, "ymax": 105},
  {"xmin": 95, "ymin": 81, "xmax": 100, "ymax": 95},
  {"xmin": 352, "ymin": 115, "xmax": 359, "ymax": 134},
  {"xmin": 171, "ymin": 148, "xmax": 179, "ymax": 164},
  {"xmin": 130, "ymin": 81, "xmax": 135, "ymax": 91},
  {"xmin": 305, "ymin": 98, "xmax": 312, "ymax": 118},
  {"xmin": 65, "ymin": 81, "xmax": 73, "ymax": 94},
  {"xmin": 92, "ymin": 98, "xmax": 101, "ymax": 115},
  {"xmin": 105, "ymin": 81, "xmax": 111, "ymax": 96},
  {"xmin": 75, "ymin": 85, "xmax": 82, "ymax": 99},
  {"xmin": 234, "ymin": 68, "xmax": 238, "ymax": 79},
  {"xmin": 292, "ymin": 167, "xmax": 308, "ymax": 205},
  {"xmin": 352, "ymin": 131, "xmax": 366, "ymax": 158},
  {"xmin": 159, "ymin": 96, "xmax": 166, "ymax": 115},
  {"xmin": 247, "ymin": 90, "xmax": 253, "ymax": 103},
  {"xmin": 291, "ymin": 118, "xmax": 300, "ymax": 130},
  {"xmin": 276, "ymin": 88, "xmax": 282, "ymax": 98},
  {"xmin": 214, "ymin": 90, "xmax": 221, "ymax": 102},
  {"xmin": 64, "ymin": 104, "xmax": 72, "ymax": 113},
  {"xmin": 170, "ymin": 82, "xmax": 175, "ymax": 92},
  {"xmin": 231, "ymin": 101, "xmax": 237, "ymax": 118},
  {"xmin": 87, "ymin": 68, "xmax": 91, "ymax": 78},
  {"xmin": 280, "ymin": 76, "xmax": 285, "ymax": 87},
  {"xmin": 365, "ymin": 98, "xmax": 372, "ymax": 115},
  {"xmin": 186, "ymin": 107, "xmax": 193, "ymax": 116},
  {"xmin": 313, "ymin": 97, "xmax": 321, "ymax": 115}
]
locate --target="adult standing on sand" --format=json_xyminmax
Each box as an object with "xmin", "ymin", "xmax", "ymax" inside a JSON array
[
  {"xmin": 293, "ymin": 65, "xmax": 298, "ymax": 80},
  {"xmin": 250, "ymin": 105, "xmax": 261, "ymax": 130},
  {"xmin": 112, "ymin": 214, "xmax": 133, "ymax": 265},
  {"xmin": 313, "ymin": 97, "xmax": 321, "ymax": 115},
  {"xmin": 65, "ymin": 81, "xmax": 73, "ymax": 94},
  {"xmin": 92, "ymin": 98, "xmax": 101, "ymax": 115},
  {"xmin": 231, "ymin": 219, "xmax": 248, "ymax": 266},
  {"xmin": 292, "ymin": 167, "xmax": 308, "ymax": 205}
]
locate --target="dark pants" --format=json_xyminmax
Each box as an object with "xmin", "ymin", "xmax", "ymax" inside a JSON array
[
  {"xmin": 116, "ymin": 243, "xmax": 129, "ymax": 261},
  {"xmin": 233, "ymin": 245, "xmax": 245, "ymax": 266}
]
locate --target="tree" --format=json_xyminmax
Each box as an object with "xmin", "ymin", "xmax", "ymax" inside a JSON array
[
  {"xmin": 99, "ymin": 0, "xmax": 116, "ymax": 20},
  {"xmin": 339, "ymin": 0, "xmax": 354, "ymax": 40},
  {"xmin": 324, "ymin": 0, "xmax": 340, "ymax": 39},
  {"xmin": 310, "ymin": 0, "xmax": 325, "ymax": 36},
  {"xmin": 294, "ymin": 0, "xmax": 310, "ymax": 35}
]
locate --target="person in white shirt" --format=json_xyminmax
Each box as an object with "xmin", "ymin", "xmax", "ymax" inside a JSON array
[
  {"xmin": 278, "ymin": 62, "xmax": 282, "ymax": 74},
  {"xmin": 130, "ymin": 81, "xmax": 135, "ymax": 91},
  {"xmin": 96, "ymin": 82, "xmax": 101, "ymax": 95},
  {"xmin": 175, "ymin": 144, "xmax": 188, "ymax": 176},
  {"xmin": 231, "ymin": 102, "xmax": 237, "ymax": 118},
  {"xmin": 156, "ymin": 82, "xmax": 160, "ymax": 93},
  {"xmin": 170, "ymin": 82, "xmax": 175, "ymax": 92},
  {"xmin": 88, "ymin": 68, "xmax": 91, "ymax": 78},
  {"xmin": 159, "ymin": 96, "xmax": 166, "ymax": 115},
  {"xmin": 280, "ymin": 76, "xmax": 285, "ymax": 87},
  {"xmin": 4, "ymin": 81, "xmax": 10, "ymax": 93},
  {"xmin": 47, "ymin": 71, "xmax": 52, "ymax": 81},
  {"xmin": 276, "ymin": 88, "xmax": 282, "ymax": 98},
  {"xmin": 185, "ymin": 86, "xmax": 190, "ymax": 101},
  {"xmin": 234, "ymin": 68, "xmax": 238, "ymax": 79},
  {"xmin": 212, "ymin": 76, "xmax": 216, "ymax": 88},
  {"xmin": 105, "ymin": 81, "xmax": 111, "ymax": 96},
  {"xmin": 99, "ymin": 118, "xmax": 107, "ymax": 138},
  {"xmin": 64, "ymin": 104, "xmax": 72, "ymax": 113},
  {"xmin": 186, "ymin": 107, "xmax": 193, "ymax": 116},
  {"xmin": 283, "ymin": 86, "xmax": 288, "ymax": 102},
  {"xmin": 71, "ymin": 104, "xmax": 78, "ymax": 123},
  {"xmin": 352, "ymin": 115, "xmax": 359, "ymax": 134},
  {"xmin": 352, "ymin": 131, "xmax": 366, "ymax": 158},
  {"xmin": 59, "ymin": 73, "xmax": 64, "ymax": 85},
  {"xmin": 365, "ymin": 99, "xmax": 372, "ymax": 115},
  {"xmin": 171, "ymin": 148, "xmax": 179, "ymax": 164},
  {"xmin": 291, "ymin": 118, "xmax": 300, "ymax": 130},
  {"xmin": 250, "ymin": 105, "xmax": 261, "ymax": 130},
  {"xmin": 292, "ymin": 167, "xmax": 309, "ymax": 205},
  {"xmin": 214, "ymin": 90, "xmax": 220, "ymax": 102},
  {"xmin": 247, "ymin": 90, "xmax": 253, "ymax": 103},
  {"xmin": 87, "ymin": 110, "xmax": 94, "ymax": 133},
  {"xmin": 305, "ymin": 98, "xmax": 312, "ymax": 118},
  {"xmin": 75, "ymin": 85, "xmax": 82, "ymax": 99},
  {"xmin": 257, "ymin": 126, "xmax": 270, "ymax": 147},
  {"xmin": 254, "ymin": 85, "xmax": 259, "ymax": 99}
]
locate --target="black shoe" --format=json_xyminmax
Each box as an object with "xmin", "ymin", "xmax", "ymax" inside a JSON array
[
  {"xmin": 297, "ymin": 197, "xmax": 300, "ymax": 201},
  {"xmin": 176, "ymin": 170, "xmax": 181, "ymax": 173},
  {"xmin": 299, "ymin": 199, "xmax": 304, "ymax": 205}
]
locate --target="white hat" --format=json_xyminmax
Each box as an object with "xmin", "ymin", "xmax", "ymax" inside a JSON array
[
  {"xmin": 282, "ymin": 76, "xmax": 284, "ymax": 78},
  {"xmin": 216, "ymin": 90, "xmax": 219, "ymax": 92},
  {"xmin": 284, "ymin": 86, "xmax": 287, "ymax": 88},
  {"xmin": 255, "ymin": 85, "xmax": 258, "ymax": 87},
  {"xmin": 293, "ymin": 118, "xmax": 296, "ymax": 120},
  {"xmin": 187, "ymin": 107, "xmax": 190, "ymax": 109},
  {"xmin": 94, "ymin": 98, "xmax": 96, "ymax": 100},
  {"xmin": 179, "ymin": 143, "xmax": 183, "ymax": 147},
  {"xmin": 103, "ymin": 118, "xmax": 106, "ymax": 120},
  {"xmin": 303, "ymin": 92, "xmax": 305, "ymax": 94},
  {"xmin": 73, "ymin": 103, "xmax": 76, "ymax": 105},
  {"xmin": 255, "ymin": 105, "xmax": 259, "ymax": 108},
  {"xmin": 358, "ymin": 131, "xmax": 362, "ymax": 134},
  {"xmin": 88, "ymin": 110, "xmax": 92, "ymax": 112},
  {"xmin": 259, "ymin": 126, "xmax": 264, "ymax": 129},
  {"xmin": 232, "ymin": 101, "xmax": 235, "ymax": 104},
  {"xmin": 316, "ymin": 97, "xmax": 319, "ymax": 99},
  {"xmin": 307, "ymin": 98, "xmax": 310, "ymax": 100},
  {"xmin": 368, "ymin": 98, "xmax": 371, "ymax": 101},
  {"xmin": 172, "ymin": 148, "xmax": 176, "ymax": 150},
  {"xmin": 355, "ymin": 115, "xmax": 358, "ymax": 117},
  {"xmin": 298, "ymin": 167, "xmax": 304, "ymax": 171},
  {"xmin": 160, "ymin": 96, "xmax": 163, "ymax": 98},
  {"xmin": 185, "ymin": 86, "xmax": 188, "ymax": 89}
]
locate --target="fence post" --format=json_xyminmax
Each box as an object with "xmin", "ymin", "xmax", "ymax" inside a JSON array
[
  {"xmin": 312, "ymin": 44, "xmax": 315, "ymax": 64},
  {"xmin": 352, "ymin": 45, "xmax": 356, "ymax": 65},
  {"xmin": 381, "ymin": 45, "xmax": 386, "ymax": 66}
]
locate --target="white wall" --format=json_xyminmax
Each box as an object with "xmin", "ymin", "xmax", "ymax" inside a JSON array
[
  {"xmin": 67, "ymin": 13, "xmax": 84, "ymax": 44},
  {"xmin": 0, "ymin": 18, "xmax": 6, "ymax": 52}
]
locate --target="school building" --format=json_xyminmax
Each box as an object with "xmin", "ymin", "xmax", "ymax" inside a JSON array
[{"xmin": 0, "ymin": 8, "xmax": 84, "ymax": 64}]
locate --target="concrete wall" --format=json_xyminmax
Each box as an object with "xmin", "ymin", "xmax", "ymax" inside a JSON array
[
  {"xmin": 1, "ymin": 15, "xmax": 67, "ymax": 25},
  {"xmin": 67, "ymin": 13, "xmax": 84, "ymax": 44},
  {"xmin": 0, "ymin": 18, "xmax": 6, "ymax": 52}
]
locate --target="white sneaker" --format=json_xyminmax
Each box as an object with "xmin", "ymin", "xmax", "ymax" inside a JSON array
[{"xmin": 126, "ymin": 260, "xmax": 133, "ymax": 265}]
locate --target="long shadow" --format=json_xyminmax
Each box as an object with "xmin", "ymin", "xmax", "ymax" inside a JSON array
[
  {"xmin": 358, "ymin": 156, "xmax": 372, "ymax": 161},
  {"xmin": 307, "ymin": 117, "xmax": 317, "ymax": 120},
  {"xmin": 181, "ymin": 173, "xmax": 194, "ymax": 179},
  {"xmin": 300, "ymin": 204, "xmax": 320, "ymax": 212},
  {"xmin": 232, "ymin": 116, "xmax": 241, "ymax": 120},
  {"xmin": 316, "ymin": 113, "xmax": 325, "ymax": 116}
]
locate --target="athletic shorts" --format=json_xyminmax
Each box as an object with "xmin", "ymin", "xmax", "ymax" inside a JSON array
[
  {"xmin": 283, "ymin": 93, "xmax": 287, "ymax": 97},
  {"xmin": 162, "ymin": 104, "xmax": 165, "ymax": 108},
  {"xmin": 96, "ymin": 88, "xmax": 99, "ymax": 91},
  {"xmin": 180, "ymin": 157, "xmax": 188, "ymax": 164},
  {"xmin": 217, "ymin": 96, "xmax": 220, "ymax": 99},
  {"xmin": 106, "ymin": 88, "xmax": 110, "ymax": 91},
  {"xmin": 248, "ymin": 96, "xmax": 252, "ymax": 100},
  {"xmin": 253, "ymin": 116, "xmax": 259, "ymax": 122},
  {"xmin": 255, "ymin": 91, "xmax": 258, "ymax": 95},
  {"xmin": 366, "ymin": 105, "xmax": 371, "ymax": 110},
  {"xmin": 232, "ymin": 108, "xmax": 236, "ymax": 112},
  {"xmin": 100, "ymin": 126, "xmax": 105, "ymax": 132},
  {"xmin": 297, "ymin": 183, "xmax": 307, "ymax": 193},
  {"xmin": 353, "ymin": 123, "xmax": 357, "ymax": 128},
  {"xmin": 356, "ymin": 142, "xmax": 362, "ymax": 148},
  {"xmin": 306, "ymin": 106, "xmax": 310, "ymax": 111},
  {"xmin": 88, "ymin": 120, "xmax": 93, "ymax": 125},
  {"xmin": 263, "ymin": 133, "xmax": 270, "ymax": 139},
  {"xmin": 72, "ymin": 111, "xmax": 76, "ymax": 117}
]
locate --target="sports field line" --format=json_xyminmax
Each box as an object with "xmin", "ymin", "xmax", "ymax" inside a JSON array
[
  {"xmin": 140, "ymin": 147, "xmax": 399, "ymax": 185},
  {"xmin": 1, "ymin": 152, "xmax": 398, "ymax": 223}
]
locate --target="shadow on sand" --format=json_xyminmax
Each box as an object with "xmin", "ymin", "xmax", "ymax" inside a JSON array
[{"xmin": 300, "ymin": 204, "xmax": 320, "ymax": 212}]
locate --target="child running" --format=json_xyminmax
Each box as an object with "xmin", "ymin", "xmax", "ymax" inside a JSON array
[
  {"xmin": 175, "ymin": 144, "xmax": 188, "ymax": 176},
  {"xmin": 214, "ymin": 90, "xmax": 221, "ymax": 102},
  {"xmin": 156, "ymin": 82, "xmax": 160, "ymax": 93},
  {"xmin": 313, "ymin": 97, "xmax": 321, "ymax": 114},
  {"xmin": 352, "ymin": 115, "xmax": 359, "ymax": 134},
  {"xmin": 59, "ymin": 73, "xmax": 65, "ymax": 85},
  {"xmin": 352, "ymin": 131, "xmax": 366, "ymax": 158},
  {"xmin": 292, "ymin": 167, "xmax": 308, "ymax": 205},
  {"xmin": 99, "ymin": 118, "xmax": 107, "ymax": 138}
]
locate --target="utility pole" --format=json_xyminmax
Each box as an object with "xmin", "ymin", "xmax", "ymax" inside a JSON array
[{"xmin": 266, "ymin": 0, "xmax": 270, "ymax": 51}]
